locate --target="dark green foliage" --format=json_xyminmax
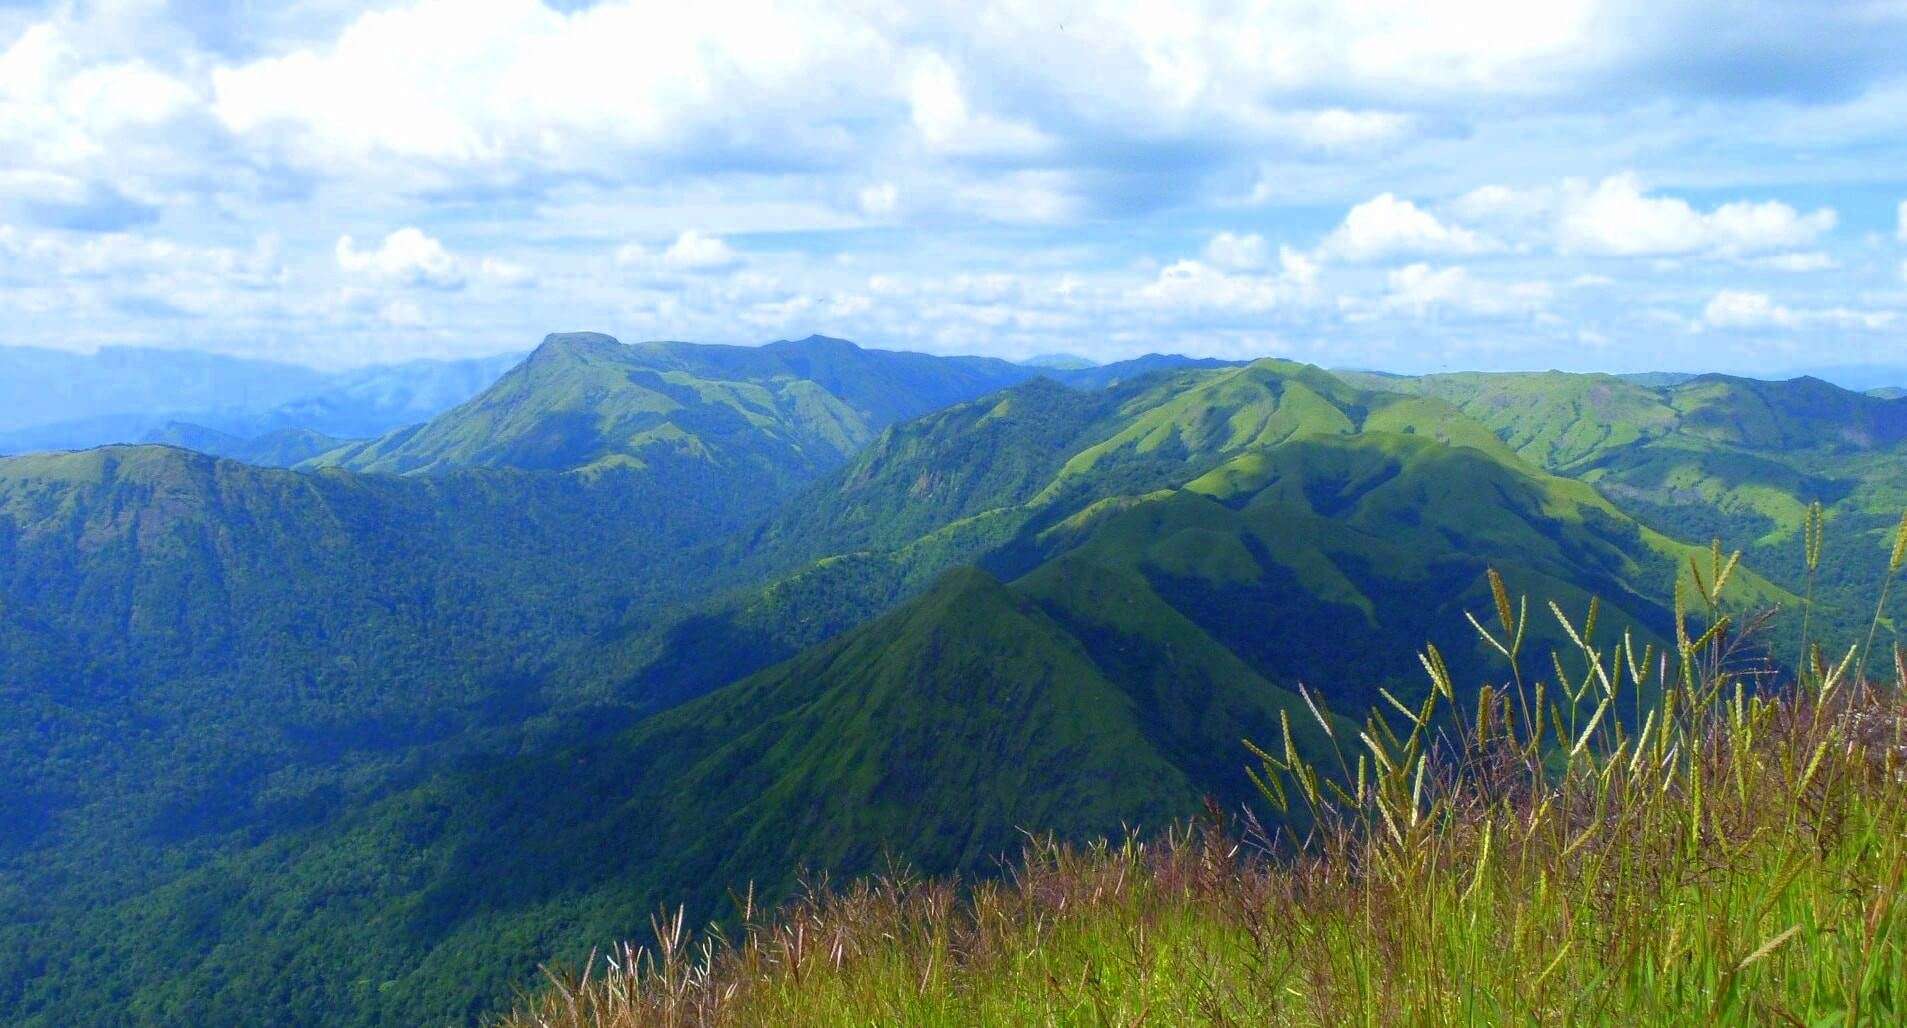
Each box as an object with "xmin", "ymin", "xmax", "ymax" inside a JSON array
[
  {"xmin": 1, "ymin": 342, "xmax": 1899, "ymax": 1026},
  {"xmin": 142, "ymin": 423, "xmax": 353, "ymax": 467},
  {"xmin": 317, "ymin": 333, "xmax": 1039, "ymax": 482}
]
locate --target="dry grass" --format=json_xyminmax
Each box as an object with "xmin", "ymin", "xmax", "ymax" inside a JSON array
[{"xmin": 501, "ymin": 547, "xmax": 1907, "ymax": 1027}]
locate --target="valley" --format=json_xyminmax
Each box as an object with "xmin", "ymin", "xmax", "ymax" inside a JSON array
[{"xmin": 1, "ymin": 333, "xmax": 1901, "ymax": 1024}]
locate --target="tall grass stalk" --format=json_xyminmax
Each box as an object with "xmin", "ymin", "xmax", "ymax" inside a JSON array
[
  {"xmin": 1859, "ymin": 510, "xmax": 1907, "ymax": 683},
  {"xmin": 1797, "ymin": 500, "xmax": 1824, "ymax": 673},
  {"xmin": 503, "ymin": 565, "xmax": 1907, "ymax": 1027}
]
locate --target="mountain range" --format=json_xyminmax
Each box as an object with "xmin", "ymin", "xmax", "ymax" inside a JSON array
[
  {"xmin": 1, "ymin": 333, "xmax": 1899, "ymax": 1025},
  {"xmin": 0, "ymin": 346, "xmax": 524, "ymax": 457}
]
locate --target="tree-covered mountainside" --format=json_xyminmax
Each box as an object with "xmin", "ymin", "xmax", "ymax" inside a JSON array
[
  {"xmin": 141, "ymin": 421, "xmax": 351, "ymax": 467},
  {"xmin": 1337, "ymin": 369, "xmax": 1907, "ymax": 646},
  {"xmin": 0, "ymin": 337, "xmax": 1213, "ymax": 1024},
  {"xmin": 314, "ymin": 333, "xmax": 1040, "ymax": 479},
  {"xmin": 0, "ymin": 446, "xmax": 750, "ymax": 1001},
  {"xmin": 0, "ymin": 339, "xmax": 1896, "ymax": 1026},
  {"xmin": 597, "ymin": 359, "xmax": 1769, "ymax": 715}
]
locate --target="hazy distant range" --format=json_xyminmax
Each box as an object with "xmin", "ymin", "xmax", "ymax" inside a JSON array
[
  {"xmin": 1, "ymin": 343, "xmax": 1901, "ymax": 460},
  {"xmin": 0, "ymin": 345, "xmax": 526, "ymax": 458}
]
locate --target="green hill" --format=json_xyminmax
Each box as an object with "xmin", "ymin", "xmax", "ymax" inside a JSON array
[
  {"xmin": 62, "ymin": 407, "xmax": 1785, "ymax": 1025},
  {"xmin": 602, "ymin": 359, "xmax": 1703, "ymax": 714},
  {"xmin": 0, "ymin": 443, "xmax": 776, "ymax": 1023},
  {"xmin": 317, "ymin": 333, "xmax": 1038, "ymax": 485},
  {"xmin": 0, "ymin": 347, "xmax": 1889, "ymax": 1027},
  {"xmin": 33, "ymin": 566, "xmax": 1337, "ymax": 1026},
  {"xmin": 1338, "ymin": 368, "xmax": 1907, "ymax": 646},
  {"xmin": 142, "ymin": 421, "xmax": 351, "ymax": 467}
]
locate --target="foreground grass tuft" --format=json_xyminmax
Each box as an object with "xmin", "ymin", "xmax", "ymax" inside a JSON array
[{"xmin": 504, "ymin": 556, "xmax": 1907, "ymax": 1026}]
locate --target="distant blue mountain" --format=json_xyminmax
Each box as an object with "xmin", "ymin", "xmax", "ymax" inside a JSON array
[
  {"xmin": 1046, "ymin": 353, "xmax": 1241, "ymax": 389},
  {"xmin": 1019, "ymin": 352, "xmax": 1098, "ymax": 370},
  {"xmin": 0, "ymin": 347, "xmax": 523, "ymax": 455},
  {"xmin": 0, "ymin": 346, "xmax": 330, "ymax": 433}
]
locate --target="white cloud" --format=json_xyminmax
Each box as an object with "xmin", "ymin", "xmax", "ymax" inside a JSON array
[
  {"xmin": 662, "ymin": 230, "xmax": 740, "ymax": 271},
  {"xmin": 1702, "ymin": 289, "xmax": 1895, "ymax": 331},
  {"xmin": 379, "ymin": 298, "xmax": 427, "ymax": 327},
  {"xmin": 1754, "ymin": 252, "xmax": 1837, "ymax": 272},
  {"xmin": 1364, "ymin": 263, "xmax": 1551, "ymax": 318},
  {"xmin": 0, "ymin": 224, "xmax": 282, "ymax": 287},
  {"xmin": 1452, "ymin": 174, "xmax": 1838, "ymax": 259},
  {"xmin": 478, "ymin": 257, "xmax": 534, "ymax": 287},
  {"xmin": 1136, "ymin": 246, "xmax": 1318, "ymax": 315},
  {"xmin": 1555, "ymin": 174, "xmax": 1836, "ymax": 257},
  {"xmin": 614, "ymin": 230, "xmax": 745, "ymax": 274},
  {"xmin": 950, "ymin": 171, "xmax": 1081, "ymax": 225},
  {"xmin": 1276, "ymin": 109, "xmax": 1414, "ymax": 151},
  {"xmin": 4, "ymin": 2, "xmax": 1907, "ymax": 372},
  {"xmin": 1320, "ymin": 193, "xmax": 1490, "ymax": 261},
  {"xmin": 858, "ymin": 183, "xmax": 899, "ymax": 217},
  {"xmin": 190, "ymin": 0, "xmax": 1625, "ymax": 181},
  {"xmin": 0, "ymin": 23, "xmax": 198, "ymax": 169},
  {"xmin": 903, "ymin": 52, "xmax": 1049, "ymax": 157},
  {"xmin": 1202, "ymin": 231, "xmax": 1270, "ymax": 270},
  {"xmin": 1451, "ymin": 183, "xmax": 1552, "ymax": 226},
  {"xmin": 1702, "ymin": 290, "xmax": 1787, "ymax": 328},
  {"xmin": 212, "ymin": 0, "xmax": 881, "ymax": 168},
  {"xmin": 336, "ymin": 228, "xmax": 465, "ymax": 289}
]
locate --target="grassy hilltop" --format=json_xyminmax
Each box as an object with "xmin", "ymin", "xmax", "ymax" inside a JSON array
[{"xmin": 510, "ymin": 541, "xmax": 1907, "ymax": 1026}]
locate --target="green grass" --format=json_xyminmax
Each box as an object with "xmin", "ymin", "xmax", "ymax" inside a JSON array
[{"xmin": 505, "ymin": 548, "xmax": 1907, "ymax": 1026}]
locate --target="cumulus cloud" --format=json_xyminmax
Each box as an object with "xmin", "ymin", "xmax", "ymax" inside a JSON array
[
  {"xmin": 1, "ymin": 224, "xmax": 282, "ymax": 289},
  {"xmin": 617, "ymin": 230, "xmax": 744, "ymax": 273},
  {"xmin": 1702, "ymin": 289, "xmax": 1895, "ymax": 331},
  {"xmin": 903, "ymin": 51, "xmax": 1047, "ymax": 157},
  {"xmin": 1451, "ymin": 174, "xmax": 1839, "ymax": 258},
  {"xmin": 1202, "ymin": 232, "xmax": 1270, "ymax": 270},
  {"xmin": 1136, "ymin": 247, "xmax": 1319, "ymax": 316},
  {"xmin": 0, "ymin": 23, "xmax": 198, "ymax": 168},
  {"xmin": 1545, "ymin": 175, "xmax": 1833, "ymax": 257},
  {"xmin": 1362, "ymin": 263, "xmax": 1552, "ymax": 319},
  {"xmin": 4, "ymin": 2, "xmax": 1907, "ymax": 370},
  {"xmin": 662, "ymin": 230, "xmax": 740, "ymax": 271},
  {"xmin": 336, "ymin": 228, "xmax": 465, "ymax": 290},
  {"xmin": 1320, "ymin": 194, "xmax": 1491, "ymax": 261},
  {"xmin": 212, "ymin": 0, "xmax": 882, "ymax": 169},
  {"xmin": 195, "ymin": 0, "xmax": 1600, "ymax": 175},
  {"xmin": 478, "ymin": 258, "xmax": 534, "ymax": 287}
]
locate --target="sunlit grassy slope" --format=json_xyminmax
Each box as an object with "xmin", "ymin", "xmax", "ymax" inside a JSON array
[
  {"xmin": 316, "ymin": 332, "xmax": 1038, "ymax": 481},
  {"xmin": 509, "ymin": 556, "xmax": 1907, "ymax": 1027}
]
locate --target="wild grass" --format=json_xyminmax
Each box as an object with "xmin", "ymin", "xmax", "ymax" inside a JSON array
[{"xmin": 503, "ymin": 529, "xmax": 1907, "ymax": 1027}]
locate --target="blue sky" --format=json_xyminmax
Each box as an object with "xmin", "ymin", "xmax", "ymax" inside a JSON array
[{"xmin": 3, "ymin": 0, "xmax": 1907, "ymax": 373}]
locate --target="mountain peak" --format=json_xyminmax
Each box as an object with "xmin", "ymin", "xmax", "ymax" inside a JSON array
[
  {"xmin": 767, "ymin": 334, "xmax": 862, "ymax": 354},
  {"xmin": 528, "ymin": 332, "xmax": 624, "ymax": 363}
]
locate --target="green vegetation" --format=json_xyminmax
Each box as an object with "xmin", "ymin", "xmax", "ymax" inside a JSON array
[
  {"xmin": 315, "ymin": 333, "xmax": 1038, "ymax": 483},
  {"xmin": 1344, "ymin": 369, "xmax": 1907, "ymax": 653},
  {"xmin": 507, "ymin": 548, "xmax": 1907, "ymax": 1026},
  {"xmin": 5, "ymin": 338, "xmax": 1907, "ymax": 1025},
  {"xmin": 142, "ymin": 421, "xmax": 352, "ymax": 466}
]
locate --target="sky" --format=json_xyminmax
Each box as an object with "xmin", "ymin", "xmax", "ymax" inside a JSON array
[{"xmin": 3, "ymin": 1, "xmax": 1907, "ymax": 374}]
